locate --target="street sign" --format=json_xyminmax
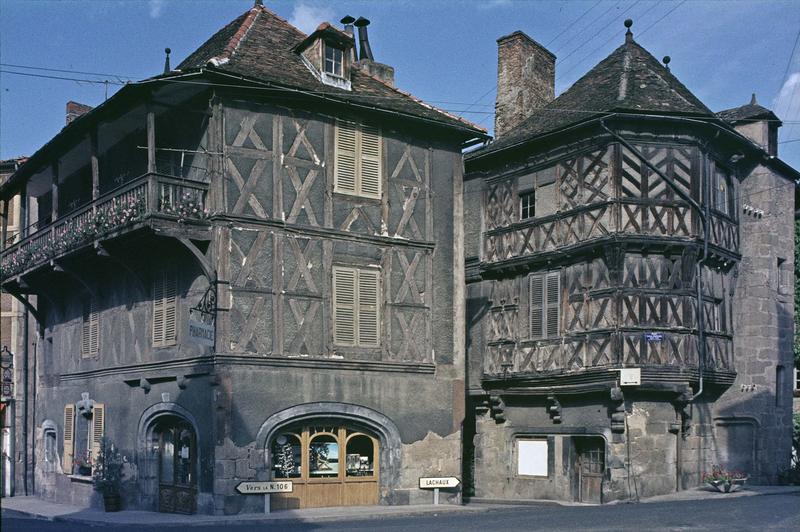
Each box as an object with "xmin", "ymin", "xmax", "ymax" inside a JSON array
[
  {"xmin": 235, "ymin": 481, "xmax": 293, "ymax": 494},
  {"xmin": 419, "ymin": 477, "xmax": 460, "ymax": 489},
  {"xmin": 619, "ymin": 368, "xmax": 641, "ymax": 386},
  {"xmin": 188, "ymin": 318, "xmax": 215, "ymax": 347}
]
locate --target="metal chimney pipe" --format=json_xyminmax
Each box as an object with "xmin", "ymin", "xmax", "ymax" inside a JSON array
[
  {"xmin": 341, "ymin": 15, "xmax": 355, "ymax": 38},
  {"xmin": 354, "ymin": 16, "xmax": 374, "ymax": 61}
]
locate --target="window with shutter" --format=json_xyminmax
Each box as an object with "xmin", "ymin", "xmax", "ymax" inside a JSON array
[
  {"xmin": 333, "ymin": 266, "xmax": 381, "ymax": 348},
  {"xmin": 90, "ymin": 403, "xmax": 105, "ymax": 466},
  {"xmin": 81, "ymin": 298, "xmax": 99, "ymax": 357},
  {"xmin": 63, "ymin": 404, "xmax": 75, "ymax": 474},
  {"xmin": 334, "ymin": 120, "xmax": 382, "ymax": 199},
  {"xmin": 153, "ymin": 269, "xmax": 178, "ymax": 347},
  {"xmin": 529, "ymin": 271, "xmax": 560, "ymax": 339}
]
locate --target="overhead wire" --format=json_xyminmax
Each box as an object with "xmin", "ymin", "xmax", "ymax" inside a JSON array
[{"xmin": 556, "ymin": 1, "xmax": 640, "ymax": 66}]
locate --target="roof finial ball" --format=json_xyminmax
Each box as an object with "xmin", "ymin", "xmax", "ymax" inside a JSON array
[
  {"xmin": 254, "ymin": 0, "xmax": 263, "ymax": 6},
  {"xmin": 662, "ymin": 56, "xmax": 671, "ymax": 71},
  {"xmin": 163, "ymin": 47, "xmax": 171, "ymax": 75},
  {"xmin": 624, "ymin": 19, "xmax": 634, "ymax": 43}
]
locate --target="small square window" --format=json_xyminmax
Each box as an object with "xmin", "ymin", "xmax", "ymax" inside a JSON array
[
  {"xmin": 325, "ymin": 45, "xmax": 343, "ymax": 78},
  {"xmin": 520, "ymin": 191, "xmax": 535, "ymax": 220},
  {"xmin": 517, "ymin": 438, "xmax": 548, "ymax": 477}
]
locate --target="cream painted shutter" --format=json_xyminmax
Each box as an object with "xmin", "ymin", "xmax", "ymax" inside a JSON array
[
  {"xmin": 153, "ymin": 272, "xmax": 165, "ymax": 346},
  {"xmin": 335, "ymin": 121, "xmax": 358, "ymax": 194},
  {"xmin": 63, "ymin": 404, "xmax": 75, "ymax": 474},
  {"xmin": 357, "ymin": 269, "xmax": 380, "ymax": 347},
  {"xmin": 529, "ymin": 274, "xmax": 544, "ymax": 339},
  {"xmin": 89, "ymin": 303, "xmax": 99, "ymax": 355},
  {"xmin": 90, "ymin": 403, "xmax": 105, "ymax": 465},
  {"xmin": 359, "ymin": 125, "xmax": 382, "ymax": 199},
  {"xmin": 81, "ymin": 303, "xmax": 91, "ymax": 356},
  {"xmin": 545, "ymin": 272, "xmax": 560, "ymax": 338},
  {"xmin": 333, "ymin": 267, "xmax": 356, "ymax": 346}
]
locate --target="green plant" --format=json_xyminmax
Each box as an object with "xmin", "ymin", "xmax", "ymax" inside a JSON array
[
  {"xmin": 92, "ymin": 437, "xmax": 124, "ymax": 496},
  {"xmin": 701, "ymin": 464, "xmax": 747, "ymax": 483}
]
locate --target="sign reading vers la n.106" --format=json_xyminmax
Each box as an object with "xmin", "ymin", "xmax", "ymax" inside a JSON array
[{"xmin": 235, "ymin": 481, "xmax": 293, "ymax": 494}]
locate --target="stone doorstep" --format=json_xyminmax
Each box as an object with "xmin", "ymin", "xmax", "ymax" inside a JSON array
[{"xmin": 1, "ymin": 498, "xmax": 489, "ymax": 526}]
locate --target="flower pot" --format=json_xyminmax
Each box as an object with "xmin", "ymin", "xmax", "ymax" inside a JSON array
[
  {"xmin": 707, "ymin": 478, "xmax": 747, "ymax": 493},
  {"xmin": 103, "ymin": 493, "xmax": 122, "ymax": 512},
  {"xmin": 78, "ymin": 465, "xmax": 92, "ymax": 476}
]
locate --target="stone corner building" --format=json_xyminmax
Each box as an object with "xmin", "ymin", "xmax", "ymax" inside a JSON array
[
  {"xmin": 0, "ymin": 3, "xmax": 486, "ymax": 514},
  {"xmin": 463, "ymin": 23, "xmax": 798, "ymax": 503}
]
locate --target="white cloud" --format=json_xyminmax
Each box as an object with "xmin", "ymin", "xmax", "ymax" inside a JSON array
[
  {"xmin": 148, "ymin": 0, "xmax": 164, "ymax": 19},
  {"xmin": 289, "ymin": 3, "xmax": 335, "ymax": 35},
  {"xmin": 773, "ymin": 72, "xmax": 800, "ymax": 122}
]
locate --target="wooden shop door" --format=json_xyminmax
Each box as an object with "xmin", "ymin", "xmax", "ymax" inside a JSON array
[
  {"xmin": 270, "ymin": 424, "xmax": 379, "ymax": 510},
  {"xmin": 156, "ymin": 418, "xmax": 197, "ymax": 514},
  {"xmin": 576, "ymin": 437, "xmax": 604, "ymax": 504}
]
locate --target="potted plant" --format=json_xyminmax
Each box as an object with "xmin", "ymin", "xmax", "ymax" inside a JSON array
[
  {"xmin": 74, "ymin": 451, "xmax": 92, "ymax": 476},
  {"xmin": 92, "ymin": 437, "xmax": 124, "ymax": 512},
  {"xmin": 702, "ymin": 464, "xmax": 748, "ymax": 493}
]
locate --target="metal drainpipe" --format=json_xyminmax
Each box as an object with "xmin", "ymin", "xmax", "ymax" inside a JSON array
[
  {"xmin": 599, "ymin": 122, "xmax": 709, "ymax": 402},
  {"xmin": 21, "ymin": 305, "xmax": 28, "ymax": 496}
]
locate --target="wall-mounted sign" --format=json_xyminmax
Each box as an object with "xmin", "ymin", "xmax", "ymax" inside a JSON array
[
  {"xmin": 645, "ymin": 332, "xmax": 664, "ymax": 342},
  {"xmin": 188, "ymin": 319, "xmax": 214, "ymax": 347},
  {"xmin": 419, "ymin": 477, "xmax": 460, "ymax": 489},
  {"xmin": 235, "ymin": 481, "xmax": 293, "ymax": 494},
  {"xmin": 620, "ymin": 368, "xmax": 641, "ymax": 386}
]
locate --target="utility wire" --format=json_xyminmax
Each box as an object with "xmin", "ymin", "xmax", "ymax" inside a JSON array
[
  {"xmin": 552, "ymin": 1, "xmax": 623, "ymax": 56},
  {"xmin": 544, "ymin": 0, "xmax": 604, "ymax": 47},
  {"xmin": 556, "ymin": 1, "xmax": 640, "ymax": 66}
]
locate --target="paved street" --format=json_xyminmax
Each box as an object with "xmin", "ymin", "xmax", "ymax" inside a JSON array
[{"xmin": 4, "ymin": 493, "xmax": 800, "ymax": 532}]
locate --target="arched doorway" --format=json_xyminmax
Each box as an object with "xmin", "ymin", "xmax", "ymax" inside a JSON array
[
  {"xmin": 152, "ymin": 416, "xmax": 197, "ymax": 514},
  {"xmin": 269, "ymin": 422, "xmax": 379, "ymax": 509}
]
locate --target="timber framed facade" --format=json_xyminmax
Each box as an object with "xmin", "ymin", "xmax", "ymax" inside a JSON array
[{"xmin": 0, "ymin": 3, "xmax": 486, "ymax": 514}]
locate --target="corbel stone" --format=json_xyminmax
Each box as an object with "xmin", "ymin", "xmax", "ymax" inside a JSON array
[{"xmin": 546, "ymin": 394, "xmax": 562, "ymax": 424}]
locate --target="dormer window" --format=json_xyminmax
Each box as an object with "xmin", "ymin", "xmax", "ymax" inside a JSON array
[{"xmin": 325, "ymin": 45, "xmax": 344, "ymax": 78}]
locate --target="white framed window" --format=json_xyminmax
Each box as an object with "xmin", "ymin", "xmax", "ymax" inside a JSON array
[
  {"xmin": 332, "ymin": 266, "xmax": 380, "ymax": 347},
  {"xmin": 529, "ymin": 271, "xmax": 560, "ymax": 339},
  {"xmin": 324, "ymin": 44, "xmax": 344, "ymax": 78},
  {"xmin": 520, "ymin": 190, "xmax": 535, "ymax": 220},
  {"xmin": 153, "ymin": 269, "xmax": 178, "ymax": 347},
  {"xmin": 81, "ymin": 298, "xmax": 99, "ymax": 357},
  {"xmin": 334, "ymin": 120, "xmax": 382, "ymax": 199},
  {"xmin": 517, "ymin": 438, "xmax": 548, "ymax": 477},
  {"xmin": 712, "ymin": 166, "xmax": 730, "ymax": 216}
]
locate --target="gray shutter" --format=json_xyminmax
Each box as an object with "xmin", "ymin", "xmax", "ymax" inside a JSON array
[
  {"xmin": 153, "ymin": 272, "xmax": 165, "ymax": 346},
  {"xmin": 63, "ymin": 404, "xmax": 75, "ymax": 474},
  {"xmin": 333, "ymin": 267, "xmax": 356, "ymax": 346},
  {"xmin": 90, "ymin": 403, "xmax": 105, "ymax": 466},
  {"xmin": 335, "ymin": 121, "xmax": 358, "ymax": 194},
  {"xmin": 545, "ymin": 272, "xmax": 560, "ymax": 338},
  {"xmin": 359, "ymin": 125, "xmax": 382, "ymax": 199},
  {"xmin": 163, "ymin": 270, "xmax": 177, "ymax": 345},
  {"xmin": 81, "ymin": 301, "xmax": 91, "ymax": 355},
  {"xmin": 357, "ymin": 269, "xmax": 380, "ymax": 347},
  {"xmin": 529, "ymin": 274, "xmax": 544, "ymax": 339}
]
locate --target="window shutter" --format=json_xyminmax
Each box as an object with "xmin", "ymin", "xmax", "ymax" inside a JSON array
[
  {"xmin": 89, "ymin": 300, "xmax": 99, "ymax": 355},
  {"xmin": 81, "ymin": 302, "xmax": 91, "ymax": 356},
  {"xmin": 90, "ymin": 403, "xmax": 105, "ymax": 466},
  {"xmin": 357, "ymin": 269, "xmax": 380, "ymax": 346},
  {"xmin": 63, "ymin": 404, "xmax": 75, "ymax": 474},
  {"xmin": 359, "ymin": 125, "xmax": 382, "ymax": 199},
  {"xmin": 335, "ymin": 121, "xmax": 358, "ymax": 194},
  {"xmin": 333, "ymin": 267, "xmax": 356, "ymax": 346},
  {"xmin": 529, "ymin": 274, "xmax": 544, "ymax": 339},
  {"xmin": 164, "ymin": 270, "xmax": 177, "ymax": 344},
  {"xmin": 153, "ymin": 272, "xmax": 165, "ymax": 346},
  {"xmin": 545, "ymin": 272, "xmax": 560, "ymax": 338}
]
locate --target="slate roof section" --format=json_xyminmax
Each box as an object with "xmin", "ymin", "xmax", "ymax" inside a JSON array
[
  {"xmin": 471, "ymin": 34, "xmax": 715, "ymax": 157},
  {"xmin": 177, "ymin": 3, "xmax": 486, "ymax": 136},
  {"xmin": 717, "ymin": 94, "xmax": 781, "ymax": 125}
]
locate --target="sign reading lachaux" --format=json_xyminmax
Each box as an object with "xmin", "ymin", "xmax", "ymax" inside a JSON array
[
  {"xmin": 235, "ymin": 481, "xmax": 293, "ymax": 494},
  {"xmin": 419, "ymin": 477, "xmax": 460, "ymax": 489}
]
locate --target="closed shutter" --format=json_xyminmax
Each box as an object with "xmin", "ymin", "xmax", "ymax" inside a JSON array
[
  {"xmin": 545, "ymin": 272, "xmax": 560, "ymax": 338},
  {"xmin": 90, "ymin": 403, "xmax": 105, "ymax": 466},
  {"xmin": 63, "ymin": 404, "xmax": 75, "ymax": 474},
  {"xmin": 357, "ymin": 269, "xmax": 380, "ymax": 346},
  {"xmin": 335, "ymin": 121, "xmax": 358, "ymax": 194},
  {"xmin": 153, "ymin": 269, "xmax": 177, "ymax": 347},
  {"xmin": 359, "ymin": 125, "xmax": 382, "ymax": 199},
  {"xmin": 81, "ymin": 298, "xmax": 98, "ymax": 356},
  {"xmin": 333, "ymin": 267, "xmax": 356, "ymax": 346},
  {"xmin": 529, "ymin": 274, "xmax": 544, "ymax": 339}
]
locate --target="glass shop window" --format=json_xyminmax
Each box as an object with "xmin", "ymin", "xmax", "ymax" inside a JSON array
[
  {"xmin": 272, "ymin": 433, "xmax": 302, "ymax": 478},
  {"xmin": 309, "ymin": 434, "xmax": 339, "ymax": 478},
  {"xmin": 345, "ymin": 433, "xmax": 375, "ymax": 477}
]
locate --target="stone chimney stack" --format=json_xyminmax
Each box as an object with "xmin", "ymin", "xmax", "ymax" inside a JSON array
[
  {"xmin": 494, "ymin": 31, "xmax": 555, "ymax": 138},
  {"xmin": 66, "ymin": 101, "xmax": 93, "ymax": 125}
]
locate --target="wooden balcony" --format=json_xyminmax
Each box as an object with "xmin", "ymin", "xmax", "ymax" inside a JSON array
[{"xmin": 0, "ymin": 173, "xmax": 209, "ymax": 282}]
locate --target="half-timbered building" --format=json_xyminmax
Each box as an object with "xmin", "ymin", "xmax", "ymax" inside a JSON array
[
  {"xmin": 0, "ymin": 2, "xmax": 485, "ymax": 514},
  {"xmin": 463, "ymin": 21, "xmax": 797, "ymax": 504}
]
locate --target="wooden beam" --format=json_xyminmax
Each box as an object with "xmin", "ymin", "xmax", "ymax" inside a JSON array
[
  {"xmin": 90, "ymin": 128, "xmax": 100, "ymax": 200},
  {"xmin": 51, "ymin": 161, "xmax": 59, "ymax": 221},
  {"xmin": 147, "ymin": 108, "xmax": 156, "ymax": 174}
]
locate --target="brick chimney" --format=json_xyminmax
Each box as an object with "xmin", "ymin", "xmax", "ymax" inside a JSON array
[
  {"xmin": 66, "ymin": 101, "xmax": 93, "ymax": 125},
  {"xmin": 494, "ymin": 31, "xmax": 555, "ymax": 138}
]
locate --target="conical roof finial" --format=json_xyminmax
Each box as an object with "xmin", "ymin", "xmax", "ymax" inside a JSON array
[
  {"xmin": 624, "ymin": 19, "xmax": 633, "ymax": 43},
  {"xmin": 750, "ymin": 93, "xmax": 758, "ymax": 106},
  {"xmin": 163, "ymin": 48, "xmax": 171, "ymax": 74}
]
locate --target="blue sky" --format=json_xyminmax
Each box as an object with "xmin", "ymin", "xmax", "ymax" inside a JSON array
[{"xmin": 1, "ymin": 0, "xmax": 799, "ymax": 168}]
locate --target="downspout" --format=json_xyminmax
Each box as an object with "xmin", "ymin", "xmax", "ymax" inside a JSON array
[
  {"xmin": 21, "ymin": 305, "xmax": 28, "ymax": 495},
  {"xmin": 599, "ymin": 122, "xmax": 709, "ymax": 401}
]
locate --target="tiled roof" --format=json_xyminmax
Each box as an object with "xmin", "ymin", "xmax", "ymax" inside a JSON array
[
  {"xmin": 471, "ymin": 33, "xmax": 715, "ymax": 157},
  {"xmin": 717, "ymin": 94, "xmax": 781, "ymax": 125},
  {"xmin": 177, "ymin": 4, "xmax": 486, "ymax": 135}
]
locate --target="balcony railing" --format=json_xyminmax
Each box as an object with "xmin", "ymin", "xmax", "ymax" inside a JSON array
[{"xmin": 1, "ymin": 173, "xmax": 208, "ymax": 281}]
